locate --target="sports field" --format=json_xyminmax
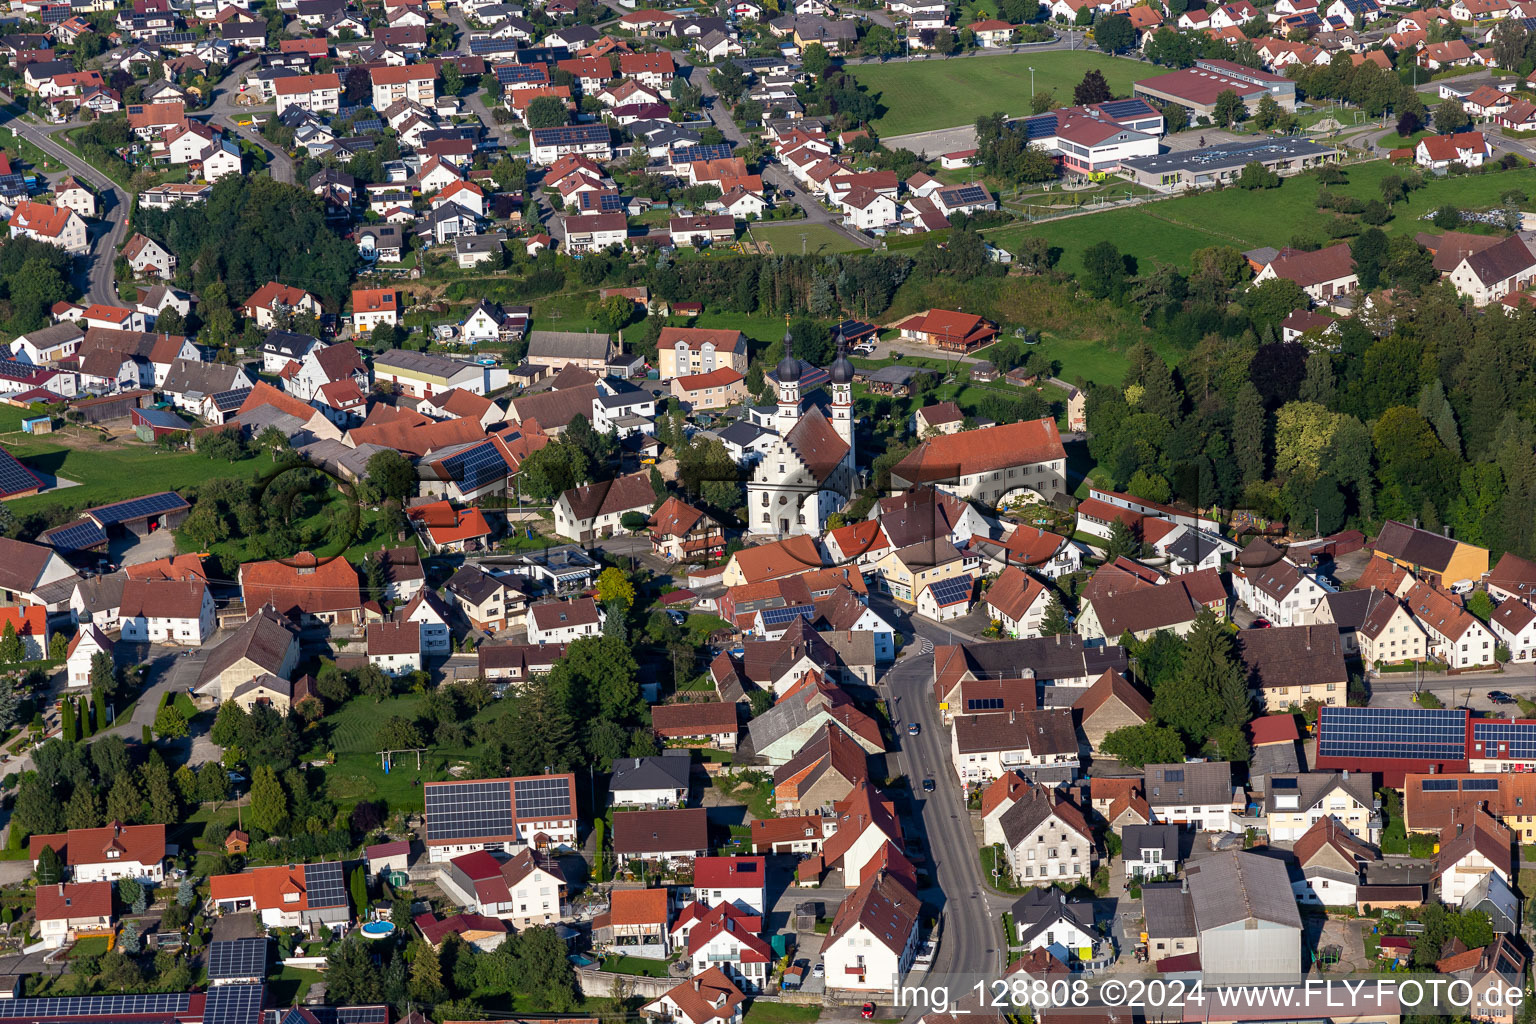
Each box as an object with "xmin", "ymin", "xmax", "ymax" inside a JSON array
[
  {"xmin": 750, "ymin": 220, "xmax": 866, "ymax": 255},
  {"xmin": 849, "ymin": 51, "xmax": 1146, "ymax": 137},
  {"xmin": 988, "ymin": 160, "xmax": 1536, "ymax": 276}
]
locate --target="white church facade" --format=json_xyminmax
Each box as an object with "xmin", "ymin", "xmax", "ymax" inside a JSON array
[{"xmin": 746, "ymin": 329, "xmax": 858, "ymax": 537}]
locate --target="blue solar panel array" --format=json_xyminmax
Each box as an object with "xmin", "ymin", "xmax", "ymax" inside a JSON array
[
  {"xmin": 303, "ymin": 861, "xmax": 348, "ymax": 909},
  {"xmin": 496, "ymin": 62, "xmax": 547, "ymax": 84},
  {"xmin": 514, "ymin": 44, "xmax": 567, "ymax": 63},
  {"xmin": 207, "ymin": 937, "xmax": 269, "ymax": 980},
  {"xmin": 1420, "ymin": 778, "xmax": 1457, "ymax": 791},
  {"xmin": 671, "ymin": 143, "xmax": 733, "ymax": 164},
  {"xmin": 0, "ymin": 448, "xmax": 41, "ymax": 499},
  {"xmin": 0, "ymin": 994, "xmax": 193, "ymax": 1019},
  {"xmin": 203, "ymin": 983, "xmax": 264, "ymax": 1024},
  {"xmin": 926, "ymin": 574, "xmax": 974, "ymax": 607},
  {"xmin": 1472, "ymin": 720, "xmax": 1536, "ymax": 759},
  {"xmin": 87, "ymin": 491, "xmax": 188, "ymax": 526},
  {"xmin": 1020, "ymin": 113, "xmax": 1058, "ymax": 141},
  {"xmin": 582, "ymin": 192, "xmax": 625, "ymax": 211},
  {"xmin": 472, "ymin": 36, "xmax": 522, "ymax": 54},
  {"xmin": 760, "ymin": 604, "xmax": 813, "ymax": 626},
  {"xmin": 1099, "ymin": 98, "xmax": 1155, "ymax": 119},
  {"xmin": 531, "ymin": 124, "xmax": 610, "ymax": 145},
  {"xmin": 440, "ymin": 441, "xmax": 509, "ymax": 491},
  {"xmin": 1317, "ymin": 706, "xmax": 1467, "ymax": 761},
  {"xmin": 211, "ymin": 388, "xmax": 252, "ymax": 413},
  {"xmin": 40, "ymin": 517, "xmax": 107, "ymax": 552},
  {"xmin": 351, "ymin": 118, "xmax": 384, "ymax": 134}
]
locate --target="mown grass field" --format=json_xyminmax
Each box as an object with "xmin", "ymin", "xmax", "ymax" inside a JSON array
[
  {"xmin": 0, "ymin": 431, "xmax": 270, "ymax": 515},
  {"xmin": 848, "ymin": 51, "xmax": 1145, "ymax": 137},
  {"xmin": 750, "ymin": 220, "xmax": 865, "ymax": 255},
  {"xmin": 989, "ymin": 160, "xmax": 1536, "ymax": 276},
  {"xmin": 318, "ymin": 691, "xmax": 517, "ymax": 811}
]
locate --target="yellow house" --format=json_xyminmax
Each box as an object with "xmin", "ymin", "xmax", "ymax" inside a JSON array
[
  {"xmin": 868, "ymin": 539, "xmax": 981, "ymax": 604},
  {"xmin": 1372, "ymin": 520, "xmax": 1489, "ymax": 588}
]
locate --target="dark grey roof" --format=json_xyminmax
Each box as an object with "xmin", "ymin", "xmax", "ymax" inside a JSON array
[
  {"xmin": 1261, "ymin": 771, "xmax": 1374, "ymax": 816},
  {"xmin": 1141, "ymin": 882, "xmax": 1196, "ymax": 939},
  {"xmin": 444, "ymin": 565, "xmax": 511, "ymax": 605},
  {"xmin": 1009, "ymin": 887, "xmax": 1094, "ymax": 947},
  {"xmin": 1167, "ymin": 530, "xmax": 1224, "ymax": 565},
  {"xmin": 610, "ymin": 752, "xmax": 692, "ymax": 793},
  {"xmin": 1143, "ymin": 761, "xmax": 1233, "ymax": 809},
  {"xmin": 1186, "ymin": 850, "xmax": 1301, "ymax": 931},
  {"xmin": 718, "ymin": 420, "xmax": 768, "ymax": 447},
  {"xmin": 1121, "ymin": 823, "xmax": 1179, "ymax": 862}
]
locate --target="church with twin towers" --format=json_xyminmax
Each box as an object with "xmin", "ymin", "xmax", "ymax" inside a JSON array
[{"xmin": 746, "ymin": 326, "xmax": 858, "ymax": 538}]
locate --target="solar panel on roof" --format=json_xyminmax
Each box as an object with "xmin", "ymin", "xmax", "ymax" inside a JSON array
[
  {"xmin": 474, "ymin": 37, "xmax": 521, "ymax": 54},
  {"xmin": 672, "ymin": 143, "xmax": 732, "ymax": 163},
  {"xmin": 303, "ymin": 861, "xmax": 348, "ymax": 909},
  {"xmin": 925, "ymin": 575, "xmax": 973, "ymax": 607},
  {"xmin": 1472, "ymin": 720, "xmax": 1536, "ymax": 759},
  {"xmin": 0, "ymin": 993, "xmax": 193, "ymax": 1019},
  {"xmin": 426, "ymin": 779, "xmax": 515, "ymax": 841},
  {"xmin": 760, "ymin": 604, "xmax": 812, "ymax": 626},
  {"xmin": 40, "ymin": 517, "xmax": 107, "ymax": 552},
  {"xmin": 212, "ymin": 387, "xmax": 253, "ymax": 412},
  {"xmin": 0, "ymin": 447, "xmax": 41, "ymax": 499},
  {"xmin": 1318, "ymin": 706, "xmax": 1467, "ymax": 761},
  {"xmin": 1420, "ymin": 778, "xmax": 1457, "ymax": 791},
  {"xmin": 514, "ymin": 775, "xmax": 572, "ymax": 819},
  {"xmin": 332, "ymin": 1009, "xmax": 391, "ymax": 1024},
  {"xmin": 531, "ymin": 123, "xmax": 610, "ymax": 144},
  {"xmin": 1099, "ymin": 98, "xmax": 1153, "ymax": 118},
  {"xmin": 1462, "ymin": 777, "xmax": 1499, "ymax": 791},
  {"xmin": 208, "ymin": 937, "xmax": 269, "ymax": 980},
  {"xmin": 440, "ymin": 441, "xmax": 509, "ymax": 491},
  {"xmin": 495, "ymin": 62, "xmax": 545, "ymax": 83},
  {"xmin": 1021, "ymin": 113, "xmax": 1057, "ymax": 140},
  {"xmin": 87, "ymin": 490, "xmax": 188, "ymax": 526},
  {"xmin": 944, "ymin": 184, "xmax": 989, "ymax": 204},
  {"xmin": 204, "ymin": 984, "xmax": 264, "ymax": 1024}
]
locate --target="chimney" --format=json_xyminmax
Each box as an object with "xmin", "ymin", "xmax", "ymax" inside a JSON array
[
  {"xmin": 1180, "ymin": 875, "xmax": 1188, "ymax": 893},
  {"xmin": 694, "ymin": 978, "xmax": 702, "ymax": 992}
]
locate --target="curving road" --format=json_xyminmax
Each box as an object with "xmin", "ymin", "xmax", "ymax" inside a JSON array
[{"xmin": 0, "ymin": 90, "xmax": 131, "ymax": 304}]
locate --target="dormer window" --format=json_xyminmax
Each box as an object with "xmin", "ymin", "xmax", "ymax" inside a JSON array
[{"xmin": 106, "ymin": 849, "xmax": 121, "ymax": 859}]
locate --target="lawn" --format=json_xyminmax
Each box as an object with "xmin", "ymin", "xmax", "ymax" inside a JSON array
[
  {"xmin": 849, "ymin": 51, "xmax": 1145, "ymax": 137},
  {"xmin": 317, "ymin": 692, "xmax": 517, "ymax": 811},
  {"xmin": 603, "ymin": 954, "xmax": 677, "ymax": 978},
  {"xmin": 743, "ymin": 1004, "xmax": 822, "ymax": 1024},
  {"xmin": 266, "ymin": 966, "xmax": 321, "ymax": 1006},
  {"xmin": 988, "ymin": 160, "xmax": 1536, "ymax": 278},
  {"xmin": 749, "ymin": 221, "xmax": 864, "ymax": 255},
  {"xmin": 0, "ymin": 433, "xmax": 269, "ymax": 516}
]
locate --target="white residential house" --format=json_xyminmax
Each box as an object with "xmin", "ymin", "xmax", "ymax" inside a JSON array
[
  {"xmin": 117, "ymin": 578, "xmax": 215, "ymax": 646},
  {"xmin": 400, "ymin": 589, "xmax": 452, "ymax": 655},
  {"xmin": 1233, "ymin": 558, "xmax": 1333, "ymax": 626},
  {"xmin": 65, "ymin": 625, "xmax": 112, "ymax": 689},
  {"xmin": 527, "ymin": 597, "xmax": 604, "ymax": 644},
  {"xmin": 820, "ymin": 873, "xmax": 920, "ymax": 993},
  {"xmin": 1406, "ymin": 582, "xmax": 1497, "ymax": 669},
  {"xmin": 1490, "ymin": 599, "xmax": 1536, "ymax": 661}
]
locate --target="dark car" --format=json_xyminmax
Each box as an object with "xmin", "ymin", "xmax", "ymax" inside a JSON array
[
  {"xmin": 1490, "ymin": 691, "xmax": 1515, "ymax": 704},
  {"xmin": 922, "ymin": 778, "xmax": 936, "ymax": 792},
  {"xmin": 907, "ymin": 722, "xmax": 920, "ymax": 736}
]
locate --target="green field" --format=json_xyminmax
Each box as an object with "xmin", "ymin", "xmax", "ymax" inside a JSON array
[
  {"xmin": 749, "ymin": 220, "xmax": 865, "ymax": 255},
  {"xmin": 0, "ymin": 432, "xmax": 269, "ymax": 515},
  {"xmin": 849, "ymin": 51, "xmax": 1145, "ymax": 137},
  {"xmin": 318, "ymin": 691, "xmax": 517, "ymax": 811},
  {"xmin": 989, "ymin": 161, "xmax": 1536, "ymax": 277}
]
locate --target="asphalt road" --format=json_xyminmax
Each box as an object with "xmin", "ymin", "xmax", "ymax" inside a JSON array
[
  {"xmin": 875, "ymin": 598, "xmax": 1009, "ymax": 1012},
  {"xmin": 197, "ymin": 56, "xmax": 295, "ymax": 184},
  {"xmin": 0, "ymin": 90, "xmax": 130, "ymax": 303}
]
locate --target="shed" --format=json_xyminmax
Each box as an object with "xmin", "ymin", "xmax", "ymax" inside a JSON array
[
  {"xmin": 71, "ymin": 389, "xmax": 151, "ymax": 424},
  {"xmin": 20, "ymin": 416, "xmax": 52, "ymax": 434},
  {"xmin": 132, "ymin": 406, "xmax": 190, "ymax": 441}
]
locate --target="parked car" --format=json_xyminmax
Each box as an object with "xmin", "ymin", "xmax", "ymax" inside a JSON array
[
  {"xmin": 812, "ymin": 963, "xmax": 824, "ymax": 978},
  {"xmin": 862, "ymin": 1005, "xmax": 875, "ymax": 1020},
  {"xmin": 1490, "ymin": 691, "xmax": 1515, "ymax": 704}
]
